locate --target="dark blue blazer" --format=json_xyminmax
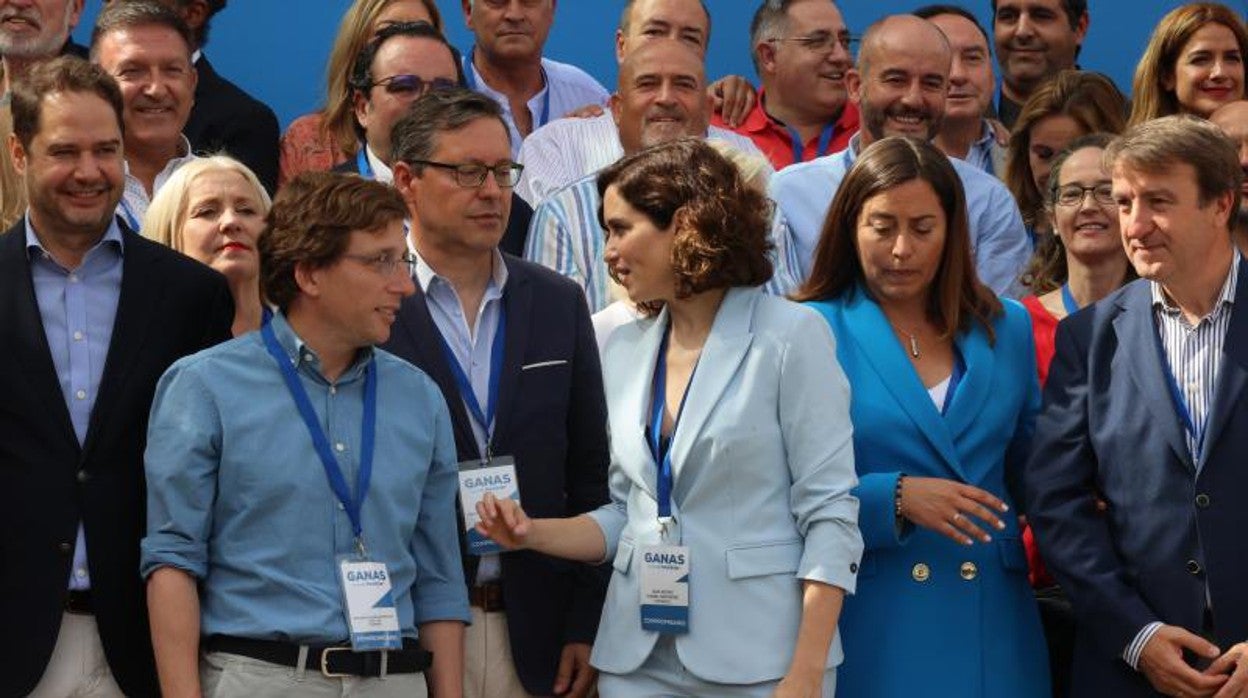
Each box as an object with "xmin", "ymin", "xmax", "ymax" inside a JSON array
[
  {"xmin": 381, "ymin": 254, "xmax": 609, "ymax": 695},
  {"xmin": 185, "ymin": 55, "xmax": 281, "ymax": 194},
  {"xmin": 1025, "ymin": 262, "xmax": 1248, "ymax": 697}
]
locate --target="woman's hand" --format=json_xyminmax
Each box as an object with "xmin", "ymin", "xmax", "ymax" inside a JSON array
[
  {"xmin": 898, "ymin": 476, "xmax": 1008, "ymax": 545},
  {"xmin": 474, "ymin": 492, "xmax": 533, "ymax": 550}
]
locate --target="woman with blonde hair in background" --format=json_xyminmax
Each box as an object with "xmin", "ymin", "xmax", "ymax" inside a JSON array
[
  {"xmin": 143, "ymin": 156, "xmax": 272, "ymax": 336},
  {"xmin": 1004, "ymin": 70, "xmax": 1127, "ymax": 243},
  {"xmin": 278, "ymin": 0, "xmax": 444, "ymax": 185},
  {"xmin": 1129, "ymin": 2, "xmax": 1246, "ymax": 126}
]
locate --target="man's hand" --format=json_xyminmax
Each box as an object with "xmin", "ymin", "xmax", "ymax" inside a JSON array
[
  {"xmin": 1207, "ymin": 642, "xmax": 1248, "ymax": 697},
  {"xmin": 561, "ymin": 103, "xmax": 605, "ymax": 120},
  {"xmin": 553, "ymin": 642, "xmax": 595, "ymax": 697},
  {"xmin": 1138, "ymin": 625, "xmax": 1226, "ymax": 697},
  {"xmin": 709, "ymin": 76, "xmax": 757, "ymax": 128}
]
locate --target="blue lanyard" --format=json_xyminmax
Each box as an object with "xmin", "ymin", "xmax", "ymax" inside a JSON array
[
  {"xmin": 1060, "ymin": 284, "xmax": 1080, "ymax": 315},
  {"xmin": 647, "ymin": 327, "xmax": 697, "ymax": 521},
  {"xmin": 787, "ymin": 121, "xmax": 837, "ymax": 165},
  {"xmin": 1152, "ymin": 322, "xmax": 1206, "ymax": 459},
  {"xmin": 464, "ymin": 48, "xmax": 552, "ymax": 130},
  {"xmin": 261, "ymin": 321, "xmax": 377, "ymax": 552},
  {"xmin": 941, "ymin": 347, "xmax": 966, "ymax": 415},
  {"xmin": 118, "ymin": 199, "xmax": 141, "ymax": 231},
  {"xmin": 356, "ymin": 147, "xmax": 374, "ymax": 180},
  {"xmin": 436, "ymin": 309, "xmax": 507, "ymax": 458}
]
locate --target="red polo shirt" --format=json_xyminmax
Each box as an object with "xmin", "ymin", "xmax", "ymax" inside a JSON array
[{"xmin": 712, "ymin": 91, "xmax": 859, "ymax": 170}]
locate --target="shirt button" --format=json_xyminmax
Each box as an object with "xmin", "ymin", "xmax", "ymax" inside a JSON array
[
  {"xmin": 335, "ymin": 442, "xmax": 346, "ymax": 452},
  {"xmin": 77, "ymin": 470, "xmax": 89, "ymax": 483},
  {"xmin": 75, "ymin": 568, "xmax": 87, "ymax": 579},
  {"xmin": 75, "ymin": 389, "xmax": 86, "ymax": 400},
  {"xmin": 73, "ymin": 331, "xmax": 84, "ymax": 341},
  {"xmin": 68, "ymin": 274, "xmax": 79, "ymax": 283},
  {"xmin": 329, "ymin": 386, "xmax": 337, "ymax": 396},
  {"xmin": 338, "ymin": 503, "xmax": 345, "ymax": 511}
]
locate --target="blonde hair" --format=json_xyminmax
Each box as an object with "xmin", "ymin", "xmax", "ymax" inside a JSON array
[
  {"xmin": 142, "ymin": 155, "xmax": 272, "ymax": 252},
  {"xmin": 319, "ymin": 0, "xmax": 444, "ymax": 159},
  {"xmin": 1, "ymin": 107, "xmax": 25, "ymax": 230},
  {"xmin": 1129, "ymin": 3, "xmax": 1248, "ymax": 126}
]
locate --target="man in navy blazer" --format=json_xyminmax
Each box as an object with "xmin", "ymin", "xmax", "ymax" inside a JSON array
[
  {"xmin": 382, "ymin": 88, "xmax": 609, "ymax": 698},
  {"xmin": 1026, "ymin": 115, "xmax": 1248, "ymax": 697}
]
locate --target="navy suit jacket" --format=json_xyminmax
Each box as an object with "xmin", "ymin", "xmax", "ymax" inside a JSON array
[
  {"xmin": 185, "ymin": 55, "xmax": 280, "ymax": 194},
  {"xmin": 0, "ymin": 220, "xmax": 233, "ymax": 697},
  {"xmin": 1026, "ymin": 263, "xmax": 1248, "ymax": 697},
  {"xmin": 381, "ymin": 254, "xmax": 610, "ymax": 694}
]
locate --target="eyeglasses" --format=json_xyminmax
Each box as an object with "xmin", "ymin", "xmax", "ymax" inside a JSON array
[
  {"xmin": 341, "ymin": 251, "xmax": 418, "ymax": 278},
  {"xmin": 406, "ymin": 159, "xmax": 525, "ymax": 188},
  {"xmin": 769, "ymin": 31, "xmax": 857, "ymax": 54},
  {"xmin": 1055, "ymin": 183, "xmax": 1115, "ymax": 208},
  {"xmin": 370, "ymin": 74, "xmax": 458, "ymax": 97}
]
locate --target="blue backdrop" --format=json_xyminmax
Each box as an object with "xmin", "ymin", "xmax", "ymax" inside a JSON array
[{"xmin": 72, "ymin": 0, "xmax": 1244, "ymax": 129}]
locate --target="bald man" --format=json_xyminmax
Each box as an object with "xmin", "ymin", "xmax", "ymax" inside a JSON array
[
  {"xmin": 1211, "ymin": 100, "xmax": 1248, "ymax": 254},
  {"xmin": 770, "ymin": 14, "xmax": 1031, "ymax": 296}
]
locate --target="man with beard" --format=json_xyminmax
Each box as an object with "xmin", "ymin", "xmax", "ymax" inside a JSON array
[
  {"xmin": 1211, "ymin": 100, "xmax": 1248, "ymax": 255},
  {"xmin": 992, "ymin": 0, "xmax": 1088, "ymax": 128},
  {"xmin": 525, "ymin": 39, "xmax": 801, "ymax": 313},
  {"xmin": 90, "ymin": 0, "xmax": 199, "ymax": 225},
  {"xmin": 1, "ymin": 56, "xmax": 232, "ymax": 698},
  {"xmin": 770, "ymin": 15, "xmax": 1031, "ymax": 297}
]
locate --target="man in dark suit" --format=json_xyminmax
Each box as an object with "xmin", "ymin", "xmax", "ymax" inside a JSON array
[
  {"xmin": 384, "ymin": 88, "xmax": 609, "ymax": 698},
  {"xmin": 153, "ymin": 0, "xmax": 280, "ymax": 193},
  {"xmin": 333, "ymin": 21, "xmax": 534, "ymax": 256},
  {"xmin": 1, "ymin": 56, "xmax": 233, "ymax": 698},
  {"xmin": 1026, "ymin": 114, "xmax": 1248, "ymax": 697}
]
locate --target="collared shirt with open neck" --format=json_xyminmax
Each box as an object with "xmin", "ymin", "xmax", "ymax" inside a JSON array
[
  {"xmin": 120, "ymin": 133, "xmax": 197, "ymax": 228},
  {"xmin": 710, "ymin": 89, "xmax": 859, "ymax": 171}
]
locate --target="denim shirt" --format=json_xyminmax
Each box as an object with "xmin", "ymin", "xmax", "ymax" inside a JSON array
[{"xmin": 141, "ymin": 313, "xmax": 470, "ymax": 642}]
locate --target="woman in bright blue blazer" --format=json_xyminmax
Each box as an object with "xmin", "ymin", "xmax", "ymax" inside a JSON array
[{"xmin": 794, "ymin": 137, "xmax": 1050, "ymax": 697}]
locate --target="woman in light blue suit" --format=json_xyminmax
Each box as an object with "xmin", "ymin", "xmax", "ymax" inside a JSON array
[
  {"xmin": 793, "ymin": 137, "xmax": 1050, "ymax": 697},
  {"xmin": 476, "ymin": 139, "xmax": 863, "ymax": 697}
]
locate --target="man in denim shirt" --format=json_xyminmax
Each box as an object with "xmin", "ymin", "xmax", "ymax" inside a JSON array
[{"xmin": 141, "ymin": 172, "xmax": 470, "ymax": 698}]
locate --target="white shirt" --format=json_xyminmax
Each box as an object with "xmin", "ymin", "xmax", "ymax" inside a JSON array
[{"xmin": 120, "ymin": 134, "xmax": 197, "ymax": 230}]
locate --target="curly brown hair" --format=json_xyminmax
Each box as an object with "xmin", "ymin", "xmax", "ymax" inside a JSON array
[
  {"xmin": 259, "ymin": 171, "xmax": 408, "ymax": 311},
  {"xmin": 595, "ymin": 138, "xmax": 773, "ymax": 316}
]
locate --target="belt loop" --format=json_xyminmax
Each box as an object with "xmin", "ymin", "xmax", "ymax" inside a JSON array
[
  {"xmin": 380, "ymin": 650, "xmax": 389, "ymax": 680},
  {"xmin": 294, "ymin": 645, "xmax": 309, "ymax": 681}
]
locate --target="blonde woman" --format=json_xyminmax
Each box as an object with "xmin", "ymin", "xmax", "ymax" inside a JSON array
[{"xmin": 143, "ymin": 156, "xmax": 272, "ymax": 336}]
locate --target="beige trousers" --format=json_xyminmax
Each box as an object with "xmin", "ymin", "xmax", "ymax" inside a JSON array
[
  {"xmin": 200, "ymin": 650, "xmax": 429, "ymax": 698},
  {"xmin": 464, "ymin": 607, "xmax": 542, "ymax": 698},
  {"xmin": 27, "ymin": 613, "xmax": 125, "ymax": 698}
]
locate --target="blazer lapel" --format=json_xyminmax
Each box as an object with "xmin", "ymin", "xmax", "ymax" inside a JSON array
[
  {"xmin": 943, "ymin": 323, "xmax": 994, "ymax": 448},
  {"xmin": 611, "ymin": 309, "xmax": 667, "ymax": 500},
  {"xmin": 842, "ymin": 288, "xmax": 966, "ymax": 480},
  {"xmin": 393, "ymin": 288, "xmax": 480, "ymax": 458},
  {"xmin": 669, "ymin": 288, "xmax": 754, "ymax": 491},
  {"xmin": 80, "ymin": 230, "xmax": 156, "ymax": 462},
  {"xmin": 1199, "ymin": 260, "xmax": 1248, "ymax": 470},
  {"xmin": 0, "ymin": 225, "xmax": 79, "ymax": 449},
  {"xmin": 494, "ymin": 259, "xmax": 530, "ymax": 450},
  {"xmin": 1113, "ymin": 283, "xmax": 1191, "ymax": 470}
]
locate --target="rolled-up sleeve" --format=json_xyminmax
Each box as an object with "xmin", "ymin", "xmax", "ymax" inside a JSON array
[
  {"xmin": 140, "ymin": 359, "xmax": 222, "ymax": 580},
  {"xmin": 781, "ymin": 310, "xmax": 863, "ymax": 593},
  {"xmin": 409, "ymin": 395, "xmax": 471, "ymax": 625}
]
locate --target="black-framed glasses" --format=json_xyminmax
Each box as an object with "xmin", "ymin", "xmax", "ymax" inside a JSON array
[
  {"xmin": 370, "ymin": 74, "xmax": 458, "ymax": 97},
  {"xmin": 407, "ymin": 160, "xmax": 524, "ymax": 188},
  {"xmin": 769, "ymin": 31, "xmax": 857, "ymax": 54},
  {"xmin": 1055, "ymin": 183, "xmax": 1115, "ymax": 208},
  {"xmin": 341, "ymin": 251, "xmax": 418, "ymax": 277}
]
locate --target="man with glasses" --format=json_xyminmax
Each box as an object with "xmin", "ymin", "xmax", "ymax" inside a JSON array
[
  {"xmin": 385, "ymin": 88, "xmax": 609, "ymax": 698},
  {"xmin": 142, "ymin": 171, "xmax": 469, "ymax": 698},
  {"xmin": 339, "ymin": 21, "xmax": 534, "ymax": 256},
  {"xmin": 713, "ymin": 0, "xmax": 858, "ymax": 170}
]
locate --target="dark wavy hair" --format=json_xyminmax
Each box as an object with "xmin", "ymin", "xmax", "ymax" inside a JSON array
[
  {"xmin": 792, "ymin": 137, "xmax": 1003, "ymax": 343},
  {"xmin": 595, "ymin": 138, "xmax": 773, "ymax": 316}
]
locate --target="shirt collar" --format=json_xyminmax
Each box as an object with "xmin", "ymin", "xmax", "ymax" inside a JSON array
[
  {"xmin": 973, "ymin": 120, "xmax": 996, "ymax": 150},
  {"xmin": 414, "ymin": 248, "xmax": 509, "ymax": 296},
  {"xmin": 123, "ymin": 134, "xmax": 195, "ymax": 177},
  {"xmin": 746, "ymin": 89, "xmax": 860, "ymax": 138},
  {"xmin": 24, "ymin": 213, "xmax": 125, "ymax": 262},
  {"xmin": 1151, "ymin": 249, "xmax": 1241, "ymax": 318},
  {"xmin": 365, "ymin": 144, "xmax": 394, "ymax": 185},
  {"xmin": 192, "ymin": 49, "xmax": 203, "ymax": 65},
  {"xmin": 268, "ymin": 310, "xmax": 375, "ymax": 383}
]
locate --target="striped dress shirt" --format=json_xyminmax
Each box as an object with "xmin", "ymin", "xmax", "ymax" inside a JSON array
[{"xmin": 1123, "ymin": 250, "xmax": 1240, "ymax": 670}]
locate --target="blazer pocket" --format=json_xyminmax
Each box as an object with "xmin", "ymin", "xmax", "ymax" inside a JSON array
[
  {"xmin": 997, "ymin": 537, "xmax": 1028, "ymax": 572},
  {"xmin": 613, "ymin": 538, "xmax": 636, "ymax": 576},
  {"xmin": 521, "ymin": 359, "xmax": 569, "ymax": 371},
  {"xmin": 725, "ymin": 539, "xmax": 802, "ymax": 580}
]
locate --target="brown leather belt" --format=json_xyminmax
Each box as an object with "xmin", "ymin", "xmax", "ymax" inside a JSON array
[
  {"xmin": 468, "ymin": 582, "xmax": 505, "ymax": 612},
  {"xmin": 64, "ymin": 590, "xmax": 93, "ymax": 615}
]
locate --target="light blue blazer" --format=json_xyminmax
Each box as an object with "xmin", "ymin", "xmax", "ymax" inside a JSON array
[
  {"xmin": 588, "ymin": 287, "xmax": 863, "ymax": 684},
  {"xmin": 808, "ymin": 287, "xmax": 1049, "ymax": 697}
]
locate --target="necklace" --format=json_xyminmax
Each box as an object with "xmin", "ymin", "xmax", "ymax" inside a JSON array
[{"xmin": 885, "ymin": 319, "xmax": 923, "ymax": 359}]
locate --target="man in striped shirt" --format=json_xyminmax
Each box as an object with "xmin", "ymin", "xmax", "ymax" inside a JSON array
[{"xmin": 1026, "ymin": 115, "xmax": 1248, "ymax": 697}]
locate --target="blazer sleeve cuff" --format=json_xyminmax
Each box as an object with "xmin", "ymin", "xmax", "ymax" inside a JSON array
[
  {"xmin": 797, "ymin": 518, "xmax": 864, "ymax": 594},
  {"xmin": 587, "ymin": 504, "xmax": 626, "ymax": 563},
  {"xmin": 856, "ymin": 472, "xmax": 911, "ymax": 551}
]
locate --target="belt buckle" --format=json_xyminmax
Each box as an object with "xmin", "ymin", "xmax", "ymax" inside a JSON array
[{"xmin": 320, "ymin": 646, "xmax": 352, "ymax": 678}]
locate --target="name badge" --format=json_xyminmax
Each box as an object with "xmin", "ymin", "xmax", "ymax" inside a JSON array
[
  {"xmin": 639, "ymin": 545, "xmax": 690, "ymax": 634},
  {"xmin": 337, "ymin": 559, "xmax": 403, "ymax": 651},
  {"xmin": 457, "ymin": 456, "xmax": 520, "ymax": 556}
]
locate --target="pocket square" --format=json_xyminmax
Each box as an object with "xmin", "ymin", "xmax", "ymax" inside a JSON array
[{"xmin": 521, "ymin": 360, "xmax": 569, "ymax": 371}]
